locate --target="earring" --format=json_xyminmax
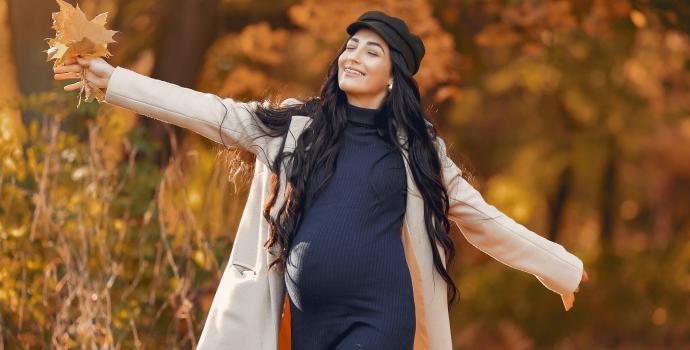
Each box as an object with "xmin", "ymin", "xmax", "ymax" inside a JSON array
[{"xmin": 387, "ymin": 83, "xmax": 393, "ymax": 91}]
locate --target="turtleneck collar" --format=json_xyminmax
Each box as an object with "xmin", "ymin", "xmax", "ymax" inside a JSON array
[{"xmin": 346, "ymin": 102, "xmax": 380, "ymax": 127}]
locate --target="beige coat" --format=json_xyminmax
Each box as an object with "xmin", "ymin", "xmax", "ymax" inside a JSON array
[{"xmin": 104, "ymin": 66, "xmax": 584, "ymax": 350}]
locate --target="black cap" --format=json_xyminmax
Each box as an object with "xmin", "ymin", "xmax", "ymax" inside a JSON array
[{"xmin": 346, "ymin": 11, "xmax": 426, "ymax": 75}]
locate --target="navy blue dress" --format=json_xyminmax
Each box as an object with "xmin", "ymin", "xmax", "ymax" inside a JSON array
[{"xmin": 284, "ymin": 103, "xmax": 415, "ymax": 349}]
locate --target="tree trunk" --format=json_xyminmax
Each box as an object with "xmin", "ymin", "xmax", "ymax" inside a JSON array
[
  {"xmin": 600, "ymin": 138, "xmax": 618, "ymax": 251},
  {"xmin": 547, "ymin": 165, "xmax": 573, "ymax": 242},
  {"xmin": 145, "ymin": 0, "xmax": 221, "ymax": 167},
  {"xmin": 7, "ymin": 0, "xmax": 68, "ymax": 125}
]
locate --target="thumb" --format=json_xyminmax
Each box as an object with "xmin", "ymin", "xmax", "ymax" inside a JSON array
[{"xmin": 76, "ymin": 56, "xmax": 90, "ymax": 67}]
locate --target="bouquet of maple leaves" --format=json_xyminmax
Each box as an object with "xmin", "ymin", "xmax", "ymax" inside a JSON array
[{"xmin": 45, "ymin": 0, "xmax": 118, "ymax": 107}]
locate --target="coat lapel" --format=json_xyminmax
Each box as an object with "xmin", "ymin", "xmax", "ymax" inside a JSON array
[
  {"xmin": 397, "ymin": 127, "xmax": 432, "ymax": 350},
  {"xmin": 397, "ymin": 126, "xmax": 454, "ymax": 350}
]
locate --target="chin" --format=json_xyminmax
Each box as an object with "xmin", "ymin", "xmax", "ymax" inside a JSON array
[{"xmin": 339, "ymin": 82, "xmax": 368, "ymax": 95}]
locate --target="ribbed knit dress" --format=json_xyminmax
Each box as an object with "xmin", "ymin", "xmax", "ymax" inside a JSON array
[{"xmin": 284, "ymin": 102, "xmax": 415, "ymax": 350}]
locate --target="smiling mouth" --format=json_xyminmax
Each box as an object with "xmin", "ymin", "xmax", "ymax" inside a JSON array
[{"xmin": 344, "ymin": 68, "xmax": 365, "ymax": 77}]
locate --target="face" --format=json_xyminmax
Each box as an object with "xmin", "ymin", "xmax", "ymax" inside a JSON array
[{"xmin": 337, "ymin": 28, "xmax": 393, "ymax": 109}]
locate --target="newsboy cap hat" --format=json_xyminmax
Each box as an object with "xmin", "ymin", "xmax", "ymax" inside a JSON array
[{"xmin": 346, "ymin": 10, "xmax": 426, "ymax": 75}]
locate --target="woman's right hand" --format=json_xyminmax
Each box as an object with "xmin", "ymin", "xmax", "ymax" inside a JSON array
[{"xmin": 53, "ymin": 55, "xmax": 115, "ymax": 92}]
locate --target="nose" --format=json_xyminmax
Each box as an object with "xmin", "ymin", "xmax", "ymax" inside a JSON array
[
  {"xmin": 344, "ymin": 47, "xmax": 364, "ymax": 64},
  {"xmin": 345, "ymin": 56, "xmax": 360, "ymax": 68}
]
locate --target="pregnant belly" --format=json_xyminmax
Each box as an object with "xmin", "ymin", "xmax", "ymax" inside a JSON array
[{"xmin": 285, "ymin": 206, "xmax": 410, "ymax": 312}]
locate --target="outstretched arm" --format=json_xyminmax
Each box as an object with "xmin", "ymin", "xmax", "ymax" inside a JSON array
[
  {"xmin": 103, "ymin": 66, "xmax": 285, "ymax": 166},
  {"xmin": 54, "ymin": 56, "xmax": 286, "ymax": 166},
  {"xmin": 435, "ymin": 137, "xmax": 585, "ymax": 311}
]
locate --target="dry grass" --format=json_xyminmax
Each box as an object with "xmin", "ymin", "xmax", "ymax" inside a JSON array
[{"xmin": 0, "ymin": 94, "xmax": 253, "ymax": 349}]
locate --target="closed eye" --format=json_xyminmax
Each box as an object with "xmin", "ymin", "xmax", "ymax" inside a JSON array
[{"xmin": 346, "ymin": 47, "xmax": 379, "ymax": 56}]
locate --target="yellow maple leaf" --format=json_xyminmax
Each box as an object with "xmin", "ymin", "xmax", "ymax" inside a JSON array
[{"xmin": 44, "ymin": 0, "xmax": 119, "ymax": 106}]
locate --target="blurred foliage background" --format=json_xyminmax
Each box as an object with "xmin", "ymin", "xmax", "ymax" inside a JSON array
[{"xmin": 1, "ymin": 0, "xmax": 689, "ymax": 348}]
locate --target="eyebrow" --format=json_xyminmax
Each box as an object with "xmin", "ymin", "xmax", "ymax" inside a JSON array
[{"xmin": 348, "ymin": 37, "xmax": 385, "ymax": 54}]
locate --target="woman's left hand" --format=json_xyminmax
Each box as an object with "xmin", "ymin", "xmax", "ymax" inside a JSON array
[
  {"xmin": 575, "ymin": 269, "xmax": 589, "ymax": 293},
  {"xmin": 562, "ymin": 269, "xmax": 588, "ymax": 311}
]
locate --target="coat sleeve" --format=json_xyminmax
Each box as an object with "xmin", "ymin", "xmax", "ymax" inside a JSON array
[
  {"xmin": 436, "ymin": 137, "xmax": 584, "ymax": 311},
  {"xmin": 103, "ymin": 66, "xmax": 286, "ymax": 166}
]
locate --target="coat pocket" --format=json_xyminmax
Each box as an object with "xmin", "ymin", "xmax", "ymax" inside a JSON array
[
  {"xmin": 231, "ymin": 261, "xmax": 257, "ymax": 276},
  {"xmin": 198, "ymin": 258, "xmax": 270, "ymax": 349}
]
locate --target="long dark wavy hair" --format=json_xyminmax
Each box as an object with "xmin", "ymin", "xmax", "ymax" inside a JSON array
[{"xmin": 218, "ymin": 36, "xmax": 459, "ymax": 307}]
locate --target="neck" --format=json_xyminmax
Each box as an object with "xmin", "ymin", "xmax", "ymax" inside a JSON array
[
  {"xmin": 345, "ymin": 101, "xmax": 379, "ymax": 126},
  {"xmin": 345, "ymin": 92, "xmax": 386, "ymax": 110}
]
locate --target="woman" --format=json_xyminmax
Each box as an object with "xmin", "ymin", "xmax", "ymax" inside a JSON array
[{"xmin": 54, "ymin": 10, "xmax": 588, "ymax": 350}]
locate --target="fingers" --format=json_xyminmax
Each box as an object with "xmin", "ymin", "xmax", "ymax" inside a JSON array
[
  {"xmin": 54, "ymin": 66, "xmax": 83, "ymax": 90},
  {"xmin": 63, "ymin": 80, "xmax": 83, "ymax": 91},
  {"xmin": 573, "ymin": 269, "xmax": 588, "ymax": 295},
  {"xmin": 76, "ymin": 56, "xmax": 91, "ymax": 68},
  {"xmin": 54, "ymin": 55, "xmax": 91, "ymax": 73},
  {"xmin": 60, "ymin": 77, "xmax": 103, "ymax": 91},
  {"xmin": 60, "ymin": 73, "xmax": 105, "ymax": 91},
  {"xmin": 54, "ymin": 71, "xmax": 81, "ymax": 80},
  {"xmin": 54, "ymin": 63, "xmax": 82, "ymax": 74},
  {"xmin": 55, "ymin": 56, "xmax": 109, "ymax": 92}
]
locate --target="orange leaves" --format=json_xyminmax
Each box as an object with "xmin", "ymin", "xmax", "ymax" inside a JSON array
[
  {"xmin": 46, "ymin": 0, "xmax": 118, "ymax": 67},
  {"xmin": 45, "ymin": 0, "xmax": 118, "ymax": 105},
  {"xmin": 238, "ymin": 22, "xmax": 289, "ymax": 66},
  {"xmin": 286, "ymin": 0, "xmax": 462, "ymax": 102}
]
